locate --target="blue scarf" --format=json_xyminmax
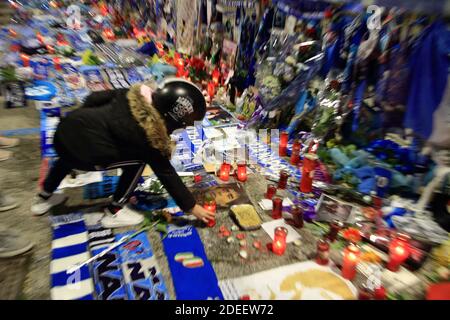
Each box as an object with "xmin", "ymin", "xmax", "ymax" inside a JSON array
[
  {"xmin": 50, "ymin": 213, "xmax": 94, "ymax": 300},
  {"xmin": 116, "ymin": 231, "xmax": 170, "ymax": 300},
  {"xmin": 88, "ymin": 225, "xmax": 128, "ymax": 300},
  {"xmin": 162, "ymin": 223, "xmax": 223, "ymax": 300}
]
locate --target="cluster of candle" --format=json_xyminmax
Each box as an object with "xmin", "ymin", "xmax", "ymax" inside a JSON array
[{"xmin": 218, "ymin": 161, "xmax": 248, "ymax": 183}]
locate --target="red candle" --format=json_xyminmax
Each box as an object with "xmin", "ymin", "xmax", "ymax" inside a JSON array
[
  {"xmin": 20, "ymin": 53, "xmax": 30, "ymax": 67},
  {"xmin": 47, "ymin": 45, "xmax": 55, "ymax": 55},
  {"xmin": 103, "ymin": 28, "xmax": 115, "ymax": 40},
  {"xmin": 212, "ymin": 68, "xmax": 220, "ymax": 86},
  {"xmin": 316, "ymin": 238, "xmax": 330, "ymax": 265},
  {"xmin": 176, "ymin": 59, "xmax": 185, "ymax": 77},
  {"xmin": 278, "ymin": 170, "xmax": 290, "ymax": 189},
  {"xmin": 265, "ymin": 184, "xmax": 277, "ymax": 199},
  {"xmin": 218, "ymin": 162, "xmax": 230, "ymax": 181},
  {"xmin": 387, "ymin": 233, "xmax": 410, "ymax": 272},
  {"xmin": 203, "ymin": 199, "xmax": 216, "ymax": 228},
  {"xmin": 36, "ymin": 32, "xmax": 44, "ymax": 45},
  {"xmin": 290, "ymin": 205, "xmax": 304, "ymax": 228},
  {"xmin": 374, "ymin": 286, "xmax": 386, "ymax": 300},
  {"xmin": 194, "ymin": 174, "xmax": 202, "ymax": 183},
  {"xmin": 236, "ymin": 162, "xmax": 247, "ymax": 182},
  {"xmin": 279, "ymin": 131, "xmax": 288, "ymax": 157},
  {"xmin": 53, "ymin": 57, "xmax": 61, "ymax": 71},
  {"xmin": 9, "ymin": 28, "xmax": 17, "ymax": 38},
  {"xmin": 341, "ymin": 243, "xmax": 360, "ymax": 280},
  {"xmin": 272, "ymin": 197, "xmax": 283, "ymax": 219},
  {"xmin": 290, "ymin": 140, "xmax": 302, "ymax": 165},
  {"xmin": 207, "ymin": 81, "xmax": 216, "ymax": 99},
  {"xmin": 358, "ymin": 286, "xmax": 373, "ymax": 300},
  {"xmin": 272, "ymin": 227, "xmax": 288, "ymax": 255},
  {"xmin": 300, "ymin": 153, "xmax": 318, "ymax": 193}
]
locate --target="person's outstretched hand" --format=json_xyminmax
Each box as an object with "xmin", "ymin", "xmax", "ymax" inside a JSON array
[{"xmin": 189, "ymin": 204, "xmax": 215, "ymax": 223}]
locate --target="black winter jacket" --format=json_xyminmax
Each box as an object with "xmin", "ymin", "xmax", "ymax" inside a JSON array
[{"xmin": 54, "ymin": 85, "xmax": 196, "ymax": 212}]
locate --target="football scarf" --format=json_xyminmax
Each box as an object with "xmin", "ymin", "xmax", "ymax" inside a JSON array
[
  {"xmin": 88, "ymin": 225, "xmax": 128, "ymax": 300},
  {"xmin": 2, "ymin": 81, "xmax": 27, "ymax": 108},
  {"xmin": 162, "ymin": 223, "xmax": 223, "ymax": 300},
  {"xmin": 116, "ymin": 231, "xmax": 170, "ymax": 300},
  {"xmin": 102, "ymin": 68, "xmax": 130, "ymax": 89},
  {"xmin": 81, "ymin": 68, "xmax": 112, "ymax": 92},
  {"xmin": 124, "ymin": 67, "xmax": 143, "ymax": 85},
  {"xmin": 50, "ymin": 213, "xmax": 94, "ymax": 300}
]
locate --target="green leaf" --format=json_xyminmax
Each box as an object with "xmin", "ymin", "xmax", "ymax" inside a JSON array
[{"xmin": 155, "ymin": 222, "xmax": 168, "ymax": 234}]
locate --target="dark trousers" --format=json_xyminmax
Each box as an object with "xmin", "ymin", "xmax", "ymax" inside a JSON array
[{"xmin": 43, "ymin": 158, "xmax": 145, "ymax": 205}]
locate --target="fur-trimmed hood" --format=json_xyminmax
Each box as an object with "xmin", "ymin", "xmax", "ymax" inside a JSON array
[{"xmin": 127, "ymin": 84, "xmax": 175, "ymax": 158}]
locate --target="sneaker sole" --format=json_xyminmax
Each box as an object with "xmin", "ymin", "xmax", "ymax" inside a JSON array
[
  {"xmin": 0, "ymin": 243, "xmax": 33, "ymax": 258},
  {"xmin": 0, "ymin": 142, "xmax": 20, "ymax": 149},
  {"xmin": 0, "ymin": 203, "xmax": 19, "ymax": 212},
  {"xmin": 31, "ymin": 196, "xmax": 68, "ymax": 216}
]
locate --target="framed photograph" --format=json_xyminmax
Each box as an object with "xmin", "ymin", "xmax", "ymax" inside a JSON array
[
  {"xmin": 315, "ymin": 194, "xmax": 358, "ymax": 223},
  {"xmin": 190, "ymin": 183, "xmax": 250, "ymax": 209}
]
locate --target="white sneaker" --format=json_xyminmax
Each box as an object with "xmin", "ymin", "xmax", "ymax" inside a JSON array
[
  {"xmin": 101, "ymin": 206, "xmax": 144, "ymax": 228},
  {"xmin": 31, "ymin": 193, "xmax": 68, "ymax": 216},
  {"xmin": 0, "ymin": 136, "xmax": 20, "ymax": 148},
  {"xmin": 0, "ymin": 193, "xmax": 19, "ymax": 212}
]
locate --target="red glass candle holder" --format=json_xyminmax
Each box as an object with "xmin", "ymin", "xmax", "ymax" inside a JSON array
[
  {"xmin": 20, "ymin": 53, "xmax": 30, "ymax": 67},
  {"xmin": 236, "ymin": 162, "xmax": 247, "ymax": 182},
  {"xmin": 327, "ymin": 220, "xmax": 343, "ymax": 242},
  {"xmin": 290, "ymin": 205, "xmax": 304, "ymax": 228},
  {"xmin": 203, "ymin": 200, "xmax": 217, "ymax": 228},
  {"xmin": 279, "ymin": 131, "xmax": 288, "ymax": 157},
  {"xmin": 194, "ymin": 174, "xmax": 202, "ymax": 183},
  {"xmin": 316, "ymin": 238, "xmax": 330, "ymax": 265},
  {"xmin": 387, "ymin": 233, "xmax": 410, "ymax": 272},
  {"xmin": 272, "ymin": 227, "xmax": 288, "ymax": 255},
  {"xmin": 207, "ymin": 81, "xmax": 216, "ymax": 99},
  {"xmin": 212, "ymin": 68, "xmax": 220, "ymax": 86},
  {"xmin": 265, "ymin": 184, "xmax": 277, "ymax": 200},
  {"xmin": 358, "ymin": 286, "xmax": 373, "ymax": 300},
  {"xmin": 272, "ymin": 197, "xmax": 283, "ymax": 219},
  {"xmin": 341, "ymin": 243, "xmax": 361, "ymax": 280},
  {"xmin": 290, "ymin": 140, "xmax": 302, "ymax": 165},
  {"xmin": 278, "ymin": 170, "xmax": 290, "ymax": 189},
  {"xmin": 300, "ymin": 153, "xmax": 318, "ymax": 193},
  {"xmin": 218, "ymin": 162, "xmax": 231, "ymax": 181}
]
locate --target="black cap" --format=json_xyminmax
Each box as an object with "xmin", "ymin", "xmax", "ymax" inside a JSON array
[{"xmin": 152, "ymin": 79, "xmax": 206, "ymax": 129}]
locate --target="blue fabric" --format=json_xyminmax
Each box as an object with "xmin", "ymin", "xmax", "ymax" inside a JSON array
[
  {"xmin": 51, "ymin": 265, "xmax": 91, "ymax": 287},
  {"xmin": 91, "ymin": 244, "xmax": 128, "ymax": 300},
  {"xmin": 117, "ymin": 232, "xmax": 170, "ymax": 300},
  {"xmin": 162, "ymin": 223, "xmax": 223, "ymax": 300},
  {"xmin": 329, "ymin": 148, "xmax": 350, "ymax": 167},
  {"xmin": 358, "ymin": 177, "xmax": 375, "ymax": 194},
  {"xmin": 25, "ymin": 80, "xmax": 57, "ymax": 101},
  {"xmin": 77, "ymin": 294, "xmax": 95, "ymax": 300},
  {"xmin": 52, "ymin": 242, "xmax": 89, "ymax": 260},
  {"xmin": 53, "ymin": 220, "xmax": 86, "ymax": 239},
  {"xmin": 50, "ymin": 214, "xmax": 94, "ymax": 300},
  {"xmin": 374, "ymin": 167, "xmax": 392, "ymax": 197},
  {"xmin": 404, "ymin": 21, "xmax": 450, "ymax": 139},
  {"xmin": 137, "ymin": 41, "xmax": 159, "ymax": 56},
  {"xmin": 352, "ymin": 80, "xmax": 367, "ymax": 131}
]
